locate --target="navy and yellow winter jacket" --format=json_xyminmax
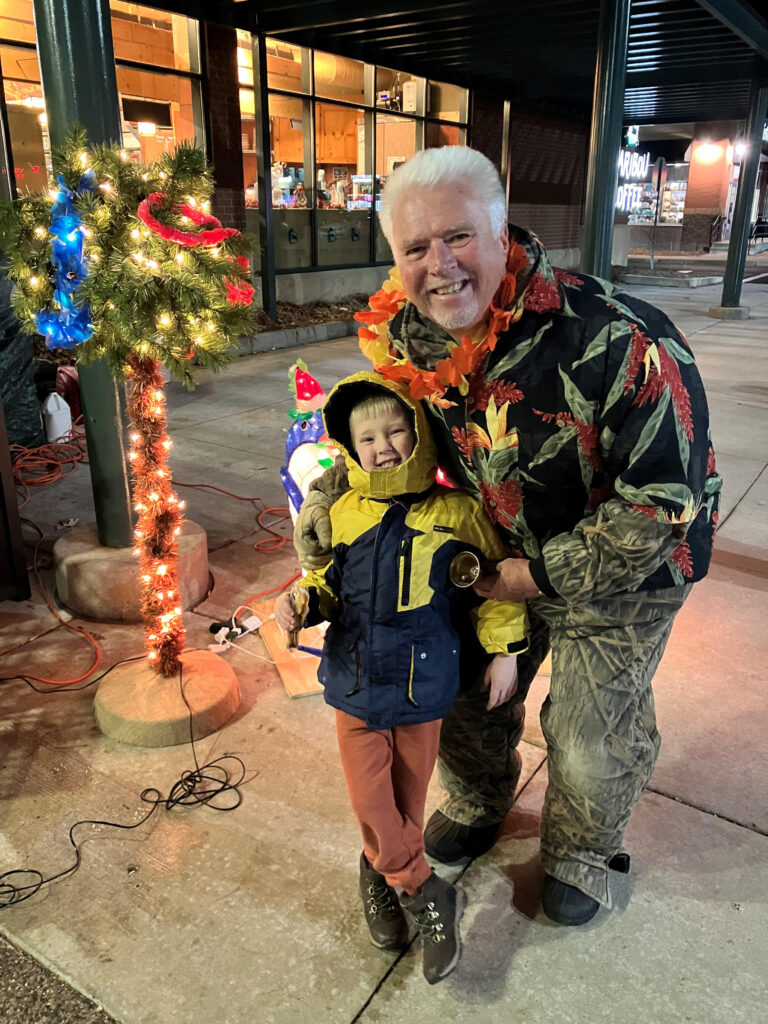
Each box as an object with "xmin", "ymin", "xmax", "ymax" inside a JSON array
[{"xmin": 299, "ymin": 372, "xmax": 528, "ymax": 730}]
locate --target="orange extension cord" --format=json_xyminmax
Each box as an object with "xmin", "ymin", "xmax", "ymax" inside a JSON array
[
  {"xmin": 4, "ymin": 445, "xmax": 297, "ymax": 685},
  {"xmin": 10, "ymin": 417, "xmax": 88, "ymax": 509},
  {"xmin": 1, "ymin": 522, "xmax": 102, "ymax": 685}
]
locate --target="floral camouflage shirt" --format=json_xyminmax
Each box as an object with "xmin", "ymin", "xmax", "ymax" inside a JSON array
[{"xmin": 384, "ymin": 226, "xmax": 723, "ymax": 601}]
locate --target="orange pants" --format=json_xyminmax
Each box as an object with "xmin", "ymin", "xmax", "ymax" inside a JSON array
[{"xmin": 335, "ymin": 710, "xmax": 442, "ymax": 895}]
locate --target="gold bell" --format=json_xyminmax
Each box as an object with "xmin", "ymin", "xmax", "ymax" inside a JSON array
[
  {"xmin": 285, "ymin": 586, "xmax": 308, "ymax": 649},
  {"xmin": 448, "ymin": 550, "xmax": 481, "ymax": 588}
]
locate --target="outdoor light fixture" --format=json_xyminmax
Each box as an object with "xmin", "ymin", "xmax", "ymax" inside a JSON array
[{"xmin": 695, "ymin": 142, "xmax": 722, "ymax": 164}]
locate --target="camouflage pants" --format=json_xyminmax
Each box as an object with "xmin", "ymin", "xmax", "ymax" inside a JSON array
[{"xmin": 437, "ymin": 585, "xmax": 692, "ymax": 906}]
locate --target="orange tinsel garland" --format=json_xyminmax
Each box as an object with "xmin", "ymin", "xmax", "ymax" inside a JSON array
[
  {"xmin": 125, "ymin": 352, "xmax": 186, "ymax": 676},
  {"xmin": 354, "ymin": 241, "xmax": 531, "ymax": 406}
]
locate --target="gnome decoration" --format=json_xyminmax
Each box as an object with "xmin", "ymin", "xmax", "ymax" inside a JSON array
[{"xmin": 280, "ymin": 361, "xmax": 338, "ymax": 520}]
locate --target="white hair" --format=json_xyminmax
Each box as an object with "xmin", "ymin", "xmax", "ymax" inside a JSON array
[{"xmin": 379, "ymin": 146, "xmax": 507, "ymax": 246}]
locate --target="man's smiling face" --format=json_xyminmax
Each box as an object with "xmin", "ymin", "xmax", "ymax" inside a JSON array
[{"xmin": 391, "ymin": 181, "xmax": 509, "ymax": 341}]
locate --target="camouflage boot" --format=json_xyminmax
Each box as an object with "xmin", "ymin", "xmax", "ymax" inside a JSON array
[
  {"xmin": 358, "ymin": 853, "xmax": 409, "ymax": 951},
  {"xmin": 399, "ymin": 871, "xmax": 465, "ymax": 984}
]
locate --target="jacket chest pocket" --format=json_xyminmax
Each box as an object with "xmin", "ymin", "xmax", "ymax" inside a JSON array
[
  {"xmin": 396, "ymin": 531, "xmax": 448, "ymax": 612},
  {"xmin": 399, "ymin": 536, "xmax": 413, "ymax": 606},
  {"xmin": 406, "ymin": 638, "xmax": 460, "ymax": 708}
]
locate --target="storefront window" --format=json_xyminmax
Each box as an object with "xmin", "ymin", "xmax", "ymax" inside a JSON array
[
  {"xmin": 427, "ymin": 80, "xmax": 468, "ymax": 123},
  {"xmin": 238, "ymin": 35, "xmax": 472, "ymax": 270},
  {"xmin": 117, "ymin": 65, "xmax": 202, "ymax": 162},
  {"xmin": 0, "ymin": 0, "xmax": 35, "ymax": 44},
  {"xmin": 0, "ymin": 1, "xmax": 203, "ymax": 201},
  {"xmin": 626, "ymin": 181, "xmax": 658, "ymax": 225},
  {"xmin": 376, "ymin": 68, "xmax": 424, "ymax": 117},
  {"xmin": 110, "ymin": 3, "xmax": 200, "ymax": 73},
  {"xmin": 266, "ymin": 37, "xmax": 307, "ymax": 93},
  {"xmin": 315, "ymin": 102, "xmax": 368, "ymax": 265},
  {"xmin": 270, "ymin": 94, "xmax": 313, "ymax": 269},
  {"xmin": 0, "ymin": 44, "xmax": 48, "ymax": 193},
  {"xmin": 271, "ymin": 94, "xmax": 312, "ymax": 207},
  {"xmin": 373, "ymin": 113, "xmax": 419, "ymax": 261},
  {"xmin": 236, "ymin": 30, "xmax": 258, "ymax": 216},
  {"xmin": 660, "ymin": 170, "xmax": 688, "ymax": 224},
  {"xmin": 314, "ymin": 50, "xmax": 364, "ymax": 104},
  {"xmin": 426, "ymin": 122, "xmax": 465, "ymax": 149},
  {"xmin": 376, "ymin": 113, "xmax": 418, "ymax": 178},
  {"xmin": 237, "ymin": 30, "xmax": 254, "ymax": 87}
]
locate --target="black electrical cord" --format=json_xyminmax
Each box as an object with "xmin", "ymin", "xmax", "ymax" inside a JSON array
[
  {"xmin": 0, "ymin": 655, "xmax": 146, "ymax": 692},
  {"xmin": 0, "ymin": 660, "xmax": 250, "ymax": 909}
]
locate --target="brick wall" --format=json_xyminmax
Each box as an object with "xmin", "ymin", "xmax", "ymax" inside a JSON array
[
  {"xmin": 469, "ymin": 92, "xmax": 505, "ymax": 172},
  {"xmin": 467, "ymin": 98, "xmax": 587, "ymax": 251},
  {"xmin": 680, "ymin": 213, "xmax": 718, "ymax": 251},
  {"xmin": 506, "ymin": 111, "xmax": 588, "ymax": 250},
  {"xmin": 203, "ymin": 23, "xmax": 246, "ymax": 233},
  {"xmin": 681, "ymin": 124, "xmax": 737, "ymax": 251}
]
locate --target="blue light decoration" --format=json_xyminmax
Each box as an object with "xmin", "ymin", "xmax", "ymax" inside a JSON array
[
  {"xmin": 35, "ymin": 171, "xmax": 97, "ymax": 350},
  {"xmin": 280, "ymin": 409, "xmax": 335, "ymax": 518}
]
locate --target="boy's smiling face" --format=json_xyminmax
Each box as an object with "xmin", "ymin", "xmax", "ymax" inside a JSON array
[{"xmin": 351, "ymin": 406, "xmax": 416, "ymax": 473}]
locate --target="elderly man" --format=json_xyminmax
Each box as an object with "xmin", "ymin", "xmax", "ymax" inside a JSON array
[{"xmin": 296, "ymin": 146, "xmax": 721, "ymax": 926}]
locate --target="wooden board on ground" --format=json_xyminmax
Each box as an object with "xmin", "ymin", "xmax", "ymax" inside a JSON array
[{"xmin": 258, "ymin": 599, "xmax": 325, "ymax": 699}]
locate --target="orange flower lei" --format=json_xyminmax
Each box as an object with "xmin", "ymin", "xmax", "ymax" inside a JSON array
[{"xmin": 354, "ymin": 242, "xmax": 531, "ymax": 407}]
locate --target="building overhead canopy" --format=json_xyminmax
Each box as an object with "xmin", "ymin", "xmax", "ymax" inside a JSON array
[{"xmin": 162, "ymin": 0, "xmax": 768, "ymax": 125}]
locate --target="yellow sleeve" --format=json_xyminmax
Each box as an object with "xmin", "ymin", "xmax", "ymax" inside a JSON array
[
  {"xmin": 297, "ymin": 561, "xmax": 339, "ymax": 624},
  {"xmin": 457, "ymin": 498, "xmax": 529, "ymax": 655}
]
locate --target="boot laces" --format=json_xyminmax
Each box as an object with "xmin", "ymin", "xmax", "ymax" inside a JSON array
[
  {"xmin": 414, "ymin": 900, "xmax": 446, "ymax": 943},
  {"xmin": 366, "ymin": 881, "xmax": 397, "ymax": 917}
]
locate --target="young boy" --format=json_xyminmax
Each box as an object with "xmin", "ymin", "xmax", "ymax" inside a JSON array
[{"xmin": 276, "ymin": 371, "xmax": 528, "ymax": 984}]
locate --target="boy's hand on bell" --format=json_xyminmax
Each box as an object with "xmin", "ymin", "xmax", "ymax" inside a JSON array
[
  {"xmin": 482, "ymin": 654, "xmax": 519, "ymax": 710},
  {"xmin": 275, "ymin": 592, "xmax": 301, "ymax": 631}
]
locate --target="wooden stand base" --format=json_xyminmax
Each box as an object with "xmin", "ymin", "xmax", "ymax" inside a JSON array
[
  {"xmin": 258, "ymin": 599, "xmax": 325, "ymax": 699},
  {"xmin": 93, "ymin": 649, "xmax": 240, "ymax": 747}
]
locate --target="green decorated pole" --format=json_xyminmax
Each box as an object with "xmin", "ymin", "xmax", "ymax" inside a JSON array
[{"xmin": 33, "ymin": 0, "xmax": 133, "ymax": 547}]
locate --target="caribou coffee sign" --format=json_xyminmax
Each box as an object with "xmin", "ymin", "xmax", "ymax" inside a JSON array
[{"xmin": 616, "ymin": 148, "xmax": 651, "ymax": 212}]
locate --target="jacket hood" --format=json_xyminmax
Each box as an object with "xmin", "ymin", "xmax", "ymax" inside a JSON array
[{"xmin": 323, "ymin": 371, "xmax": 437, "ymax": 499}]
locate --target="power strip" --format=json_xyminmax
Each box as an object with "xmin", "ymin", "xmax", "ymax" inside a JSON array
[{"xmin": 207, "ymin": 613, "xmax": 264, "ymax": 654}]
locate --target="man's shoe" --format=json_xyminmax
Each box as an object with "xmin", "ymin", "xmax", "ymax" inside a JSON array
[
  {"xmin": 399, "ymin": 871, "xmax": 465, "ymax": 984},
  {"xmin": 424, "ymin": 809, "xmax": 500, "ymax": 864},
  {"xmin": 358, "ymin": 853, "xmax": 409, "ymax": 950},
  {"xmin": 541, "ymin": 874, "xmax": 600, "ymax": 926}
]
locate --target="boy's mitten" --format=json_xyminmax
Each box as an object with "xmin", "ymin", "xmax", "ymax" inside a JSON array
[{"xmin": 293, "ymin": 456, "xmax": 350, "ymax": 569}]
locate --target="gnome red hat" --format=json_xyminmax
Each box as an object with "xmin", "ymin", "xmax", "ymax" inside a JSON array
[{"xmin": 289, "ymin": 360, "xmax": 325, "ymax": 419}]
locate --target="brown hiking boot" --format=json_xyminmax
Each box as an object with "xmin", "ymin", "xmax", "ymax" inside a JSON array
[
  {"xmin": 358, "ymin": 853, "xmax": 409, "ymax": 951},
  {"xmin": 399, "ymin": 871, "xmax": 465, "ymax": 984}
]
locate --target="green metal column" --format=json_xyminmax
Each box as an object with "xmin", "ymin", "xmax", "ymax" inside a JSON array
[
  {"xmin": 32, "ymin": 0, "xmax": 133, "ymax": 548},
  {"xmin": 580, "ymin": 0, "xmax": 631, "ymax": 280},
  {"xmin": 252, "ymin": 32, "xmax": 277, "ymax": 321},
  {"xmin": 720, "ymin": 80, "xmax": 768, "ymax": 308}
]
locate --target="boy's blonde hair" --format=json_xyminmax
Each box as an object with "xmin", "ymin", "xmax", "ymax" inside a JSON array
[{"xmin": 348, "ymin": 393, "xmax": 409, "ymax": 436}]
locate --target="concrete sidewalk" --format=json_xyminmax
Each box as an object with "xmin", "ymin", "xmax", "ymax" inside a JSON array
[{"xmin": 1, "ymin": 279, "xmax": 767, "ymax": 1024}]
